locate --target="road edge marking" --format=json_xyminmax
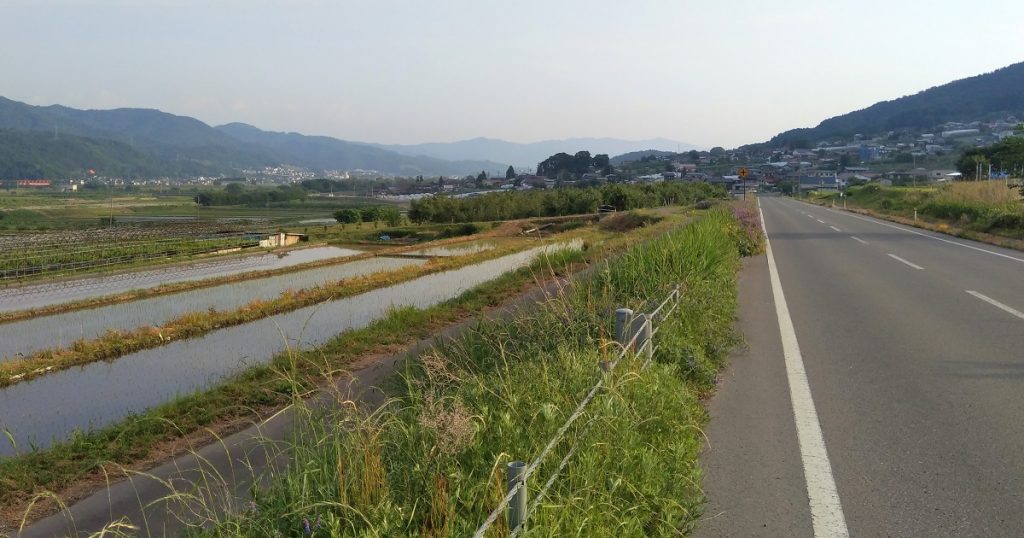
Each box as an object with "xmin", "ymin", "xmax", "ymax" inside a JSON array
[
  {"xmin": 966, "ymin": 290, "xmax": 1024, "ymax": 321},
  {"xmin": 887, "ymin": 253, "xmax": 924, "ymax": 270},
  {"xmin": 758, "ymin": 198, "xmax": 850, "ymax": 537}
]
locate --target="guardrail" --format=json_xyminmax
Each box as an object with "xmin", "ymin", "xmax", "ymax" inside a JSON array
[{"xmin": 473, "ymin": 284, "xmax": 683, "ymax": 537}]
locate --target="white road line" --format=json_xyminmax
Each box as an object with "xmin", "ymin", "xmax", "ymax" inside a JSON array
[
  {"xmin": 833, "ymin": 209, "xmax": 1024, "ymax": 264},
  {"xmin": 888, "ymin": 253, "xmax": 924, "ymax": 270},
  {"xmin": 829, "ymin": 226, "xmax": 841, "ymax": 232},
  {"xmin": 966, "ymin": 290, "xmax": 1024, "ymax": 321},
  {"xmin": 850, "ymin": 236, "xmax": 869, "ymax": 245},
  {"xmin": 816, "ymin": 219, "xmax": 826, "ymax": 224},
  {"xmin": 758, "ymin": 199, "xmax": 849, "ymax": 537}
]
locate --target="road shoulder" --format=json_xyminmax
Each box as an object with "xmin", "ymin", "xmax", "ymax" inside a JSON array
[{"xmin": 697, "ymin": 253, "xmax": 813, "ymax": 537}]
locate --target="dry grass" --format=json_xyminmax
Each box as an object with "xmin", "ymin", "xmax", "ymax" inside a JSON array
[{"xmin": 939, "ymin": 180, "xmax": 1021, "ymax": 205}]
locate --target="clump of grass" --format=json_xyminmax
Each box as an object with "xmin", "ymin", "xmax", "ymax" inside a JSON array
[
  {"xmin": 192, "ymin": 209, "xmax": 745, "ymax": 536},
  {"xmin": 597, "ymin": 211, "xmax": 661, "ymax": 232}
]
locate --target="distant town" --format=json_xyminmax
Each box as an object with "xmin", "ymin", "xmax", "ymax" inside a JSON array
[{"xmin": 3, "ymin": 115, "xmax": 1021, "ymax": 201}]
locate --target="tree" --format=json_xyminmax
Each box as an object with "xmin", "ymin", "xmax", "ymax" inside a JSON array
[
  {"xmin": 505, "ymin": 165, "xmax": 516, "ymax": 180},
  {"xmin": 333, "ymin": 208, "xmax": 362, "ymax": 226},
  {"xmin": 380, "ymin": 205, "xmax": 402, "ymax": 226},
  {"xmin": 573, "ymin": 151, "xmax": 593, "ymax": 175},
  {"xmin": 687, "ymin": 150, "xmax": 700, "ymax": 163},
  {"xmin": 476, "ymin": 170, "xmax": 487, "ymax": 188}
]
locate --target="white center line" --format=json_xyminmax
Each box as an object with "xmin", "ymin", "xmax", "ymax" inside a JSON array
[
  {"xmin": 807, "ymin": 214, "xmax": 815, "ymax": 219},
  {"xmin": 816, "ymin": 219, "xmax": 826, "ymax": 224},
  {"xmin": 829, "ymin": 226, "xmax": 841, "ymax": 232},
  {"xmin": 759, "ymin": 199, "xmax": 849, "ymax": 537},
  {"xmin": 850, "ymin": 236, "xmax": 869, "ymax": 245},
  {"xmin": 888, "ymin": 253, "xmax": 924, "ymax": 270},
  {"xmin": 966, "ymin": 290, "xmax": 1024, "ymax": 320}
]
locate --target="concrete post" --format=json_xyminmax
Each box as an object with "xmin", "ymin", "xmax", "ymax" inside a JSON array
[
  {"xmin": 614, "ymin": 308, "xmax": 634, "ymax": 348},
  {"xmin": 507, "ymin": 460, "xmax": 527, "ymax": 532}
]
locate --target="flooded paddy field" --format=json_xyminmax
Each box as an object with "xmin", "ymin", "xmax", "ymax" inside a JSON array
[
  {"xmin": 0, "ymin": 243, "xmax": 577, "ymax": 456},
  {"xmin": 0, "ymin": 246, "xmax": 363, "ymax": 314},
  {"xmin": 0, "ymin": 256, "xmax": 424, "ymax": 361}
]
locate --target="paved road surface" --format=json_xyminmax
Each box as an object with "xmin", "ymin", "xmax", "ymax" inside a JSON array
[{"xmin": 700, "ymin": 195, "xmax": 1024, "ymax": 537}]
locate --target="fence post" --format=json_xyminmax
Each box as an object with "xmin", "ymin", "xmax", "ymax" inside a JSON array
[
  {"xmin": 507, "ymin": 460, "xmax": 528, "ymax": 533},
  {"xmin": 614, "ymin": 308, "xmax": 634, "ymax": 348}
]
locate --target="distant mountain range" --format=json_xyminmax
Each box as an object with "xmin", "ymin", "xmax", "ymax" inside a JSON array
[
  {"xmin": 0, "ymin": 97, "xmax": 698, "ymax": 180},
  {"xmin": 0, "ymin": 97, "xmax": 508, "ymax": 179},
  {"xmin": 212, "ymin": 123, "xmax": 505, "ymax": 178},
  {"xmin": 762, "ymin": 61, "xmax": 1024, "ymax": 148},
  {"xmin": 372, "ymin": 137, "xmax": 699, "ymax": 169}
]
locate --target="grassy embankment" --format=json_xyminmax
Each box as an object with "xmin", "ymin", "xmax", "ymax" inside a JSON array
[
  {"xmin": 0, "ymin": 208, "xmax": 691, "ymax": 526},
  {"xmin": 812, "ymin": 181, "xmax": 1024, "ymax": 245},
  {"xmin": 189, "ymin": 204, "xmax": 764, "ymax": 537}
]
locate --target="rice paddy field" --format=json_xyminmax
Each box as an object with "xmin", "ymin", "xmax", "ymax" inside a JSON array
[{"xmin": 0, "ymin": 199, "xmax": 756, "ymax": 536}]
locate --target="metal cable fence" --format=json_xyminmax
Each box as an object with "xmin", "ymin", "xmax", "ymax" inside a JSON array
[{"xmin": 474, "ymin": 284, "xmax": 682, "ymax": 537}]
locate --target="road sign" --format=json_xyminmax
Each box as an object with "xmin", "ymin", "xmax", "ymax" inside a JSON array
[{"xmin": 739, "ymin": 167, "xmax": 749, "ymax": 179}]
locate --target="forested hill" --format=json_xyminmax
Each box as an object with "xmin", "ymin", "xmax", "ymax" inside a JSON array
[
  {"xmin": 763, "ymin": 61, "xmax": 1024, "ymax": 147},
  {"xmin": 0, "ymin": 97, "xmax": 506, "ymax": 178}
]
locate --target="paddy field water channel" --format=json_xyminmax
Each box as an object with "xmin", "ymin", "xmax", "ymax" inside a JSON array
[
  {"xmin": 0, "ymin": 242, "xmax": 579, "ymax": 456},
  {"xmin": 0, "ymin": 246, "xmax": 363, "ymax": 313},
  {"xmin": 0, "ymin": 256, "xmax": 425, "ymax": 361}
]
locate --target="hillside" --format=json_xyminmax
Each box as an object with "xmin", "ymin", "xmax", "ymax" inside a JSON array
[
  {"xmin": 0, "ymin": 129, "xmax": 168, "ymax": 179},
  {"xmin": 373, "ymin": 136, "xmax": 698, "ymax": 168},
  {"xmin": 610, "ymin": 149, "xmax": 677, "ymax": 165},
  {"xmin": 765, "ymin": 61, "xmax": 1024, "ymax": 147},
  {"xmin": 0, "ymin": 98, "xmax": 506, "ymax": 178}
]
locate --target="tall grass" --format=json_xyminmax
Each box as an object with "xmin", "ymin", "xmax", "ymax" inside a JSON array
[
  {"xmin": 843, "ymin": 182, "xmax": 1024, "ymax": 237},
  {"xmin": 192, "ymin": 209, "xmax": 745, "ymax": 536}
]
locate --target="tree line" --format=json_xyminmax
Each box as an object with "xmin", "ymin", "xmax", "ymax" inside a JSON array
[
  {"xmin": 957, "ymin": 137, "xmax": 1024, "ymax": 180},
  {"xmin": 333, "ymin": 206, "xmax": 403, "ymax": 227},
  {"xmin": 195, "ymin": 183, "xmax": 307, "ymax": 206},
  {"xmin": 407, "ymin": 182, "xmax": 725, "ymax": 224},
  {"xmin": 537, "ymin": 151, "xmax": 613, "ymax": 178}
]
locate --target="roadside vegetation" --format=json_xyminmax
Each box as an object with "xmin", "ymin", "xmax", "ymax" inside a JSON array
[
  {"xmin": 187, "ymin": 207, "xmax": 760, "ymax": 536},
  {"xmin": 814, "ymin": 180, "xmax": 1024, "ymax": 240},
  {"xmin": 0, "ymin": 205, "xmax": 703, "ymax": 527}
]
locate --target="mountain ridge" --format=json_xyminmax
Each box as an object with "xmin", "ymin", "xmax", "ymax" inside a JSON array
[
  {"xmin": 0, "ymin": 97, "xmax": 509, "ymax": 178},
  {"xmin": 760, "ymin": 61, "xmax": 1024, "ymax": 148}
]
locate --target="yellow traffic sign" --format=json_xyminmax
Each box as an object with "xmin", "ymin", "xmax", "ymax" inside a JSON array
[{"xmin": 739, "ymin": 167, "xmax": 749, "ymax": 179}]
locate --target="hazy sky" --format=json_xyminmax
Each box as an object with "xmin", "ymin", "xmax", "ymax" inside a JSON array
[{"xmin": 3, "ymin": 0, "xmax": 1023, "ymax": 148}]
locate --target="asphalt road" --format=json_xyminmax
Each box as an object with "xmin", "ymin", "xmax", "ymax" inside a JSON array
[{"xmin": 700, "ymin": 195, "xmax": 1024, "ymax": 537}]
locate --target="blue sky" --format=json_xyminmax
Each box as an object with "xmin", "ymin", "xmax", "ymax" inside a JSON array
[{"xmin": 3, "ymin": 0, "xmax": 1023, "ymax": 148}]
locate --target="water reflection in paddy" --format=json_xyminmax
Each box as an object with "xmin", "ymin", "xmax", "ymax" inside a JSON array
[
  {"xmin": 0, "ymin": 243, "xmax": 578, "ymax": 456},
  {"xmin": 0, "ymin": 257, "xmax": 424, "ymax": 361}
]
